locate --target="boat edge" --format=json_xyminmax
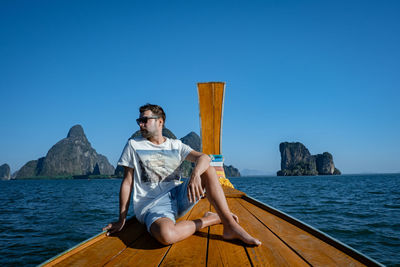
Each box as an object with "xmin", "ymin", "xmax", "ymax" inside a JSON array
[
  {"xmin": 242, "ymin": 195, "xmax": 384, "ymax": 267},
  {"xmin": 38, "ymin": 230, "xmax": 107, "ymax": 266}
]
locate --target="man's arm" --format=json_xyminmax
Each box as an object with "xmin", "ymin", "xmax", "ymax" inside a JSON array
[
  {"xmin": 103, "ymin": 166, "xmax": 133, "ymax": 235},
  {"xmin": 185, "ymin": 150, "xmax": 211, "ymax": 203}
]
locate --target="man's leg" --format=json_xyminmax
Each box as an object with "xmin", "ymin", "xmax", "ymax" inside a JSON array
[
  {"xmin": 150, "ymin": 168, "xmax": 260, "ymax": 246},
  {"xmin": 201, "ymin": 167, "xmax": 261, "ymax": 245},
  {"xmin": 149, "ymin": 178, "xmax": 239, "ymax": 245},
  {"xmin": 150, "ymin": 213, "xmax": 221, "ymax": 245}
]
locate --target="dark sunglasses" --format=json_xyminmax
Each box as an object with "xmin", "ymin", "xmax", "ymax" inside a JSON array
[{"xmin": 136, "ymin": 116, "xmax": 159, "ymax": 125}]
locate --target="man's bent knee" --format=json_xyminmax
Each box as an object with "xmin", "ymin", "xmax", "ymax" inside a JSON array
[
  {"xmin": 154, "ymin": 231, "xmax": 176, "ymax": 245},
  {"xmin": 150, "ymin": 218, "xmax": 177, "ymax": 245}
]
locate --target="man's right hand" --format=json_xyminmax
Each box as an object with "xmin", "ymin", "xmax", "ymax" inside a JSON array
[{"xmin": 102, "ymin": 219, "xmax": 125, "ymax": 236}]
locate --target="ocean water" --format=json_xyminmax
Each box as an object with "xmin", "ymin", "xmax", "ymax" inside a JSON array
[{"xmin": 0, "ymin": 174, "xmax": 399, "ymax": 266}]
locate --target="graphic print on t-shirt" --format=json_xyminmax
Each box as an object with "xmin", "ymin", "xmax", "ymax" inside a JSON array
[{"xmin": 136, "ymin": 149, "xmax": 181, "ymax": 183}]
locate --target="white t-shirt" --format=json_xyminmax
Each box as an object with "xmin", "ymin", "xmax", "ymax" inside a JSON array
[{"xmin": 117, "ymin": 136, "xmax": 193, "ymax": 221}]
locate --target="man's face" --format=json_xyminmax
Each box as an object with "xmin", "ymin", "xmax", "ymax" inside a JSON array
[{"xmin": 139, "ymin": 110, "xmax": 162, "ymax": 138}]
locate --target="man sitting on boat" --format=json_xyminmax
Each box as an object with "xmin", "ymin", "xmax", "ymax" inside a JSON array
[{"xmin": 103, "ymin": 104, "xmax": 261, "ymax": 246}]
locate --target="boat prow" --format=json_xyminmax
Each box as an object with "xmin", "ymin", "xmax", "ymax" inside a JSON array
[
  {"xmin": 41, "ymin": 82, "xmax": 382, "ymax": 266},
  {"xmin": 41, "ymin": 186, "xmax": 382, "ymax": 266}
]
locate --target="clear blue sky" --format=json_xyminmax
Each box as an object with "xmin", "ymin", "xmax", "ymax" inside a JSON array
[{"xmin": 1, "ymin": 0, "xmax": 399, "ymax": 174}]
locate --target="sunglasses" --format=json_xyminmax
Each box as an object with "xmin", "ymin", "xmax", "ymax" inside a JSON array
[{"xmin": 136, "ymin": 116, "xmax": 159, "ymax": 125}]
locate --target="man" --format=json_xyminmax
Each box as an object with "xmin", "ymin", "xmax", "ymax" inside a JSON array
[{"xmin": 103, "ymin": 104, "xmax": 260, "ymax": 246}]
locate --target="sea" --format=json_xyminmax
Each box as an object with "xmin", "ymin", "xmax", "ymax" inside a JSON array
[{"xmin": 0, "ymin": 174, "xmax": 399, "ymax": 266}]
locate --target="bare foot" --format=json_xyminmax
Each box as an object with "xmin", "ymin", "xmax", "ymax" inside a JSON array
[
  {"xmin": 204, "ymin": 211, "xmax": 239, "ymax": 224},
  {"xmin": 223, "ymin": 223, "xmax": 261, "ymax": 246}
]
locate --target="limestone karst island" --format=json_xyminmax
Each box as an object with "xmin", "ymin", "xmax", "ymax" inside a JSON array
[{"xmin": 277, "ymin": 142, "xmax": 341, "ymax": 176}]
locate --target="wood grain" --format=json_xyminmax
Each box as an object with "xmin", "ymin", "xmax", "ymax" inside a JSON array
[
  {"xmin": 207, "ymin": 205, "xmax": 251, "ymax": 266},
  {"xmin": 103, "ymin": 231, "xmax": 170, "ymax": 267},
  {"xmin": 197, "ymin": 82, "xmax": 225, "ymax": 155},
  {"xmin": 222, "ymin": 185, "xmax": 246, "ymax": 198},
  {"xmin": 159, "ymin": 198, "xmax": 211, "ymax": 266},
  {"xmin": 228, "ymin": 198, "xmax": 309, "ymax": 267},
  {"xmin": 239, "ymin": 198, "xmax": 365, "ymax": 267},
  {"xmin": 52, "ymin": 218, "xmax": 146, "ymax": 267}
]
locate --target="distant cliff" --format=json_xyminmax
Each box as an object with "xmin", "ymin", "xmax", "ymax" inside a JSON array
[
  {"xmin": 223, "ymin": 165, "xmax": 241, "ymax": 177},
  {"xmin": 179, "ymin": 131, "xmax": 240, "ymax": 177},
  {"xmin": 180, "ymin": 131, "xmax": 201, "ymax": 151},
  {"xmin": 0, "ymin": 164, "xmax": 11, "ymax": 180},
  {"xmin": 277, "ymin": 142, "xmax": 341, "ymax": 176},
  {"xmin": 115, "ymin": 129, "xmax": 240, "ymax": 177},
  {"xmin": 15, "ymin": 125, "xmax": 115, "ymax": 179}
]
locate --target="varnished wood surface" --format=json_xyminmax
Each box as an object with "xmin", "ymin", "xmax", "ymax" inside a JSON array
[
  {"xmin": 239, "ymin": 199, "xmax": 364, "ymax": 266},
  {"xmin": 42, "ymin": 186, "xmax": 377, "ymax": 267},
  {"xmin": 197, "ymin": 82, "xmax": 225, "ymax": 155}
]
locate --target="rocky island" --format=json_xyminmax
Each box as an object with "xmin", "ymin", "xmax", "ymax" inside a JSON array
[
  {"xmin": 277, "ymin": 142, "xmax": 341, "ymax": 176},
  {"xmin": 0, "ymin": 164, "xmax": 11, "ymax": 180},
  {"xmin": 15, "ymin": 125, "xmax": 115, "ymax": 179}
]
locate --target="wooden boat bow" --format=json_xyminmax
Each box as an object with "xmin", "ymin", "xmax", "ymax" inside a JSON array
[
  {"xmin": 41, "ymin": 186, "xmax": 381, "ymax": 266},
  {"xmin": 41, "ymin": 82, "xmax": 382, "ymax": 266}
]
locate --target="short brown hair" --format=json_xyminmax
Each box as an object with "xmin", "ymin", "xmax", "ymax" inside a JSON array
[{"xmin": 139, "ymin": 103, "xmax": 166, "ymax": 126}]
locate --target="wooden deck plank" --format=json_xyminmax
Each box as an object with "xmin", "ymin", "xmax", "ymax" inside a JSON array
[
  {"xmin": 103, "ymin": 199, "xmax": 203, "ymax": 266},
  {"xmin": 43, "ymin": 232, "xmax": 105, "ymax": 267},
  {"xmin": 207, "ymin": 205, "xmax": 251, "ymax": 266},
  {"xmin": 52, "ymin": 218, "xmax": 146, "ymax": 267},
  {"xmin": 228, "ymin": 198, "xmax": 309, "ymax": 267},
  {"xmin": 103, "ymin": 231, "xmax": 170, "ymax": 267},
  {"xmin": 239, "ymin": 198, "xmax": 366, "ymax": 267},
  {"xmin": 222, "ymin": 185, "xmax": 246, "ymax": 198},
  {"xmin": 159, "ymin": 198, "xmax": 211, "ymax": 266}
]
